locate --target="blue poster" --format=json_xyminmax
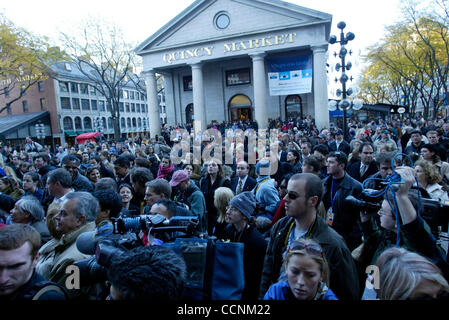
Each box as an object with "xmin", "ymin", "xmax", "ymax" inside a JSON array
[{"xmin": 267, "ymin": 54, "xmax": 313, "ymax": 96}]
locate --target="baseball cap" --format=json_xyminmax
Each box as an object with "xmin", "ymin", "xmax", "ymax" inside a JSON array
[{"xmin": 169, "ymin": 170, "xmax": 189, "ymax": 187}]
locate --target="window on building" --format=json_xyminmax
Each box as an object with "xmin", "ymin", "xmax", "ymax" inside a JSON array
[
  {"xmin": 141, "ymin": 93, "xmax": 145, "ymax": 101},
  {"xmin": 40, "ymin": 98, "xmax": 46, "ymax": 110},
  {"xmin": 63, "ymin": 117, "xmax": 73, "ymax": 130},
  {"xmin": 22, "ymin": 101, "xmax": 29, "ymax": 113},
  {"xmin": 38, "ymin": 81, "xmax": 44, "ymax": 92},
  {"xmin": 119, "ymin": 102, "xmax": 124, "ymax": 112},
  {"xmin": 137, "ymin": 118, "xmax": 141, "ymax": 128},
  {"xmin": 89, "ymin": 85, "xmax": 96, "ymax": 95},
  {"xmin": 102, "ymin": 117, "xmax": 107, "ymax": 129},
  {"xmin": 107, "ymin": 101, "xmax": 111, "ymax": 112},
  {"xmin": 130, "ymin": 91, "xmax": 135, "ymax": 100},
  {"xmin": 123, "ymin": 90, "xmax": 129, "ymax": 99},
  {"xmin": 135, "ymin": 92, "xmax": 140, "ymax": 100},
  {"xmin": 121, "ymin": 118, "xmax": 126, "ymax": 128},
  {"xmin": 136, "ymin": 104, "xmax": 140, "ymax": 113},
  {"xmin": 108, "ymin": 117, "xmax": 113, "ymax": 129},
  {"xmin": 99, "ymin": 101, "xmax": 105, "ymax": 111},
  {"xmin": 80, "ymin": 83, "xmax": 88, "ymax": 94},
  {"xmin": 125, "ymin": 103, "xmax": 130, "ymax": 113},
  {"xmin": 131, "ymin": 103, "xmax": 135, "ymax": 113},
  {"xmin": 132, "ymin": 118, "xmax": 137, "ymax": 128},
  {"xmin": 72, "ymin": 98, "xmax": 80, "ymax": 109},
  {"xmin": 183, "ymin": 76, "xmax": 193, "ymax": 91},
  {"xmin": 91, "ymin": 100, "xmax": 97, "ymax": 110},
  {"xmin": 127, "ymin": 118, "xmax": 131, "ymax": 128},
  {"xmin": 81, "ymin": 99, "xmax": 90, "ymax": 110},
  {"xmin": 119, "ymin": 89, "xmax": 123, "ymax": 99},
  {"xmin": 59, "ymin": 81, "xmax": 69, "ymax": 92},
  {"xmin": 226, "ymin": 68, "xmax": 251, "ymax": 86},
  {"xmin": 83, "ymin": 117, "xmax": 92, "ymax": 129},
  {"xmin": 70, "ymin": 82, "xmax": 78, "ymax": 93},
  {"xmin": 75, "ymin": 117, "xmax": 82, "ymax": 130},
  {"xmin": 61, "ymin": 97, "xmax": 71, "ymax": 109}
]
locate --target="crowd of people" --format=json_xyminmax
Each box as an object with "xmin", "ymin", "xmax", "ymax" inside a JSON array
[{"xmin": 1, "ymin": 113, "xmax": 449, "ymax": 301}]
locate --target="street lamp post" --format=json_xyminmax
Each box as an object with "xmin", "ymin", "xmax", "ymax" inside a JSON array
[{"xmin": 328, "ymin": 21, "xmax": 363, "ymax": 141}]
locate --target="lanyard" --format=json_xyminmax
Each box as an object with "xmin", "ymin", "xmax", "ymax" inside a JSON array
[{"xmin": 330, "ymin": 179, "xmax": 338, "ymax": 209}]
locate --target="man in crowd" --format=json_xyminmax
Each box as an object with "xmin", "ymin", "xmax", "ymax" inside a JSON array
[
  {"xmin": 169, "ymin": 170, "xmax": 207, "ymax": 233},
  {"xmin": 323, "ymin": 151, "xmax": 363, "ymax": 251},
  {"xmin": 35, "ymin": 192, "xmax": 98, "ymax": 299},
  {"xmin": 0, "ymin": 224, "xmax": 67, "ymax": 300},
  {"xmin": 230, "ymin": 160, "xmax": 257, "ymax": 195},
  {"xmin": 329, "ymin": 130, "xmax": 350, "ymax": 155},
  {"xmin": 144, "ymin": 179, "xmax": 172, "ymax": 213},
  {"xmin": 33, "ymin": 152, "xmax": 56, "ymax": 187},
  {"xmin": 114, "ymin": 156, "xmax": 131, "ymax": 186},
  {"xmin": 61, "ymin": 155, "xmax": 94, "ymax": 192},
  {"xmin": 259, "ymin": 173, "xmax": 360, "ymax": 300},
  {"xmin": 404, "ymin": 130, "xmax": 424, "ymax": 155},
  {"xmin": 129, "ymin": 167, "xmax": 154, "ymax": 214},
  {"xmin": 426, "ymin": 130, "xmax": 447, "ymax": 162},
  {"xmin": 346, "ymin": 142, "xmax": 379, "ymax": 183}
]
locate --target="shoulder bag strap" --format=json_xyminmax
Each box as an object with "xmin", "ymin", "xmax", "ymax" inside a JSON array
[{"xmin": 32, "ymin": 285, "xmax": 66, "ymax": 300}]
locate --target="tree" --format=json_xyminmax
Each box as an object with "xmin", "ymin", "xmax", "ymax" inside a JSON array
[
  {"xmin": 359, "ymin": 1, "xmax": 449, "ymax": 119},
  {"xmin": 61, "ymin": 18, "xmax": 144, "ymax": 140},
  {"xmin": 0, "ymin": 15, "xmax": 65, "ymax": 115}
]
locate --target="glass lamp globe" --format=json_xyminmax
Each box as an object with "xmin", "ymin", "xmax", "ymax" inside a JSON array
[{"xmin": 328, "ymin": 100, "xmax": 338, "ymax": 111}]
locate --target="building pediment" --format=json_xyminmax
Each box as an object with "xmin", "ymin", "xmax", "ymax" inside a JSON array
[{"xmin": 136, "ymin": 0, "xmax": 331, "ymax": 55}]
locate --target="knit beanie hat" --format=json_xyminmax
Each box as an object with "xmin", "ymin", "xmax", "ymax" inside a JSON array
[
  {"xmin": 229, "ymin": 191, "xmax": 256, "ymax": 220},
  {"xmin": 256, "ymin": 159, "xmax": 271, "ymax": 176}
]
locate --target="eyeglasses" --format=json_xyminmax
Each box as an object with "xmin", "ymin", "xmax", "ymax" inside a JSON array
[{"xmin": 288, "ymin": 241, "xmax": 323, "ymax": 257}]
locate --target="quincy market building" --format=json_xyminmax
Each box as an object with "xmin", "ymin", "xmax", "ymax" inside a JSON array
[{"xmin": 136, "ymin": 0, "xmax": 332, "ymax": 136}]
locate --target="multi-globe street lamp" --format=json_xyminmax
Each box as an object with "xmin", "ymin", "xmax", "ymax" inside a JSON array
[{"xmin": 328, "ymin": 21, "xmax": 363, "ymax": 141}]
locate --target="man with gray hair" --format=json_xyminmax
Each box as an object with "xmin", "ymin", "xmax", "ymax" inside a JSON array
[
  {"xmin": 35, "ymin": 192, "xmax": 98, "ymax": 298},
  {"xmin": 10, "ymin": 197, "xmax": 51, "ymax": 245}
]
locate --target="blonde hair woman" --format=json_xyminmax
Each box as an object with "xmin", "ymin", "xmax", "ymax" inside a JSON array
[
  {"xmin": 414, "ymin": 160, "xmax": 449, "ymax": 204},
  {"xmin": 213, "ymin": 187, "xmax": 234, "ymax": 239},
  {"xmin": 376, "ymin": 247, "xmax": 449, "ymax": 300},
  {"xmin": 264, "ymin": 238, "xmax": 338, "ymax": 300}
]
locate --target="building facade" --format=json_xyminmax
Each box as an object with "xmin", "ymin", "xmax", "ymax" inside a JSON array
[
  {"xmin": 0, "ymin": 61, "xmax": 166, "ymax": 147},
  {"xmin": 136, "ymin": 0, "xmax": 332, "ymax": 136}
]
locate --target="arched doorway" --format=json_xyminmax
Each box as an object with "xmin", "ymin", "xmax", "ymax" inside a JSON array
[
  {"xmin": 228, "ymin": 94, "xmax": 252, "ymax": 122},
  {"xmin": 185, "ymin": 104, "xmax": 193, "ymax": 124},
  {"xmin": 285, "ymin": 95, "xmax": 302, "ymax": 120}
]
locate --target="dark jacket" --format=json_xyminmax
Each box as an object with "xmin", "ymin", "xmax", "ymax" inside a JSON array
[
  {"xmin": 223, "ymin": 223, "xmax": 267, "ymax": 300},
  {"xmin": 38, "ymin": 165, "xmax": 56, "ymax": 187},
  {"xmin": 31, "ymin": 220, "xmax": 51, "ymax": 245},
  {"xmin": 0, "ymin": 271, "xmax": 66, "ymax": 300},
  {"xmin": 230, "ymin": 175, "xmax": 257, "ymax": 195},
  {"xmin": 329, "ymin": 140, "xmax": 351, "ymax": 156},
  {"xmin": 200, "ymin": 176, "xmax": 231, "ymax": 235},
  {"xmin": 346, "ymin": 160, "xmax": 379, "ymax": 184},
  {"xmin": 323, "ymin": 173, "xmax": 363, "ymax": 251},
  {"xmin": 259, "ymin": 215, "xmax": 360, "ymax": 300},
  {"xmin": 182, "ymin": 182, "xmax": 208, "ymax": 233},
  {"xmin": 72, "ymin": 172, "xmax": 94, "ymax": 192}
]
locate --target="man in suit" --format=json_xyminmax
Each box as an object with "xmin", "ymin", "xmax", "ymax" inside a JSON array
[
  {"xmin": 230, "ymin": 161, "xmax": 257, "ymax": 195},
  {"xmin": 346, "ymin": 142, "xmax": 378, "ymax": 183},
  {"xmin": 329, "ymin": 130, "xmax": 351, "ymax": 155}
]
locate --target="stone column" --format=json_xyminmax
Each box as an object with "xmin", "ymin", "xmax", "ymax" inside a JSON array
[
  {"xmin": 191, "ymin": 63, "xmax": 206, "ymax": 134},
  {"xmin": 312, "ymin": 45, "xmax": 330, "ymax": 131},
  {"xmin": 143, "ymin": 70, "xmax": 161, "ymax": 137},
  {"xmin": 251, "ymin": 53, "xmax": 268, "ymax": 130},
  {"xmin": 162, "ymin": 72, "xmax": 176, "ymax": 127}
]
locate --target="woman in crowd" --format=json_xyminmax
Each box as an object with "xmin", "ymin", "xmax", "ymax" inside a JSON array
[
  {"xmin": 22, "ymin": 172, "xmax": 44, "ymax": 202},
  {"xmin": 86, "ymin": 166, "xmax": 101, "ymax": 185},
  {"xmin": 157, "ymin": 155, "xmax": 174, "ymax": 181},
  {"xmin": 375, "ymin": 247, "xmax": 449, "ymax": 300},
  {"xmin": 419, "ymin": 143, "xmax": 449, "ymax": 183},
  {"xmin": 264, "ymin": 238, "xmax": 338, "ymax": 300},
  {"xmin": 285, "ymin": 150, "xmax": 302, "ymax": 173},
  {"xmin": 118, "ymin": 183, "xmax": 140, "ymax": 217},
  {"xmin": 223, "ymin": 191, "xmax": 267, "ymax": 300},
  {"xmin": 200, "ymin": 158, "xmax": 231, "ymax": 235},
  {"xmin": 0, "ymin": 176, "xmax": 25, "ymax": 200},
  {"xmin": 414, "ymin": 160, "xmax": 449, "ymax": 204},
  {"xmin": 213, "ymin": 186, "xmax": 234, "ymax": 240}
]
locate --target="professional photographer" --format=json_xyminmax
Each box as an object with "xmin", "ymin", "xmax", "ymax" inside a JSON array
[{"xmin": 356, "ymin": 166, "xmax": 449, "ymax": 298}]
